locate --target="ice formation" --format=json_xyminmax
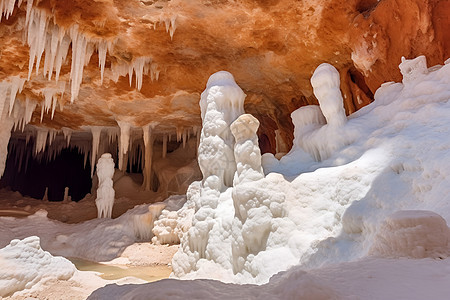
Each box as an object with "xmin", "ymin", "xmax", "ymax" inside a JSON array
[
  {"xmin": 290, "ymin": 63, "xmax": 350, "ymax": 161},
  {"xmin": 0, "ymin": 236, "xmax": 76, "ymax": 297},
  {"xmin": 198, "ymin": 71, "xmax": 245, "ymax": 189},
  {"xmin": 167, "ymin": 57, "xmax": 450, "ymax": 285},
  {"xmin": 95, "ymin": 153, "xmax": 115, "ymax": 219}
]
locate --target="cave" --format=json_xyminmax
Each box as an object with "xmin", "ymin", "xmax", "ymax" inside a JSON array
[
  {"xmin": 0, "ymin": 0, "xmax": 449, "ymax": 298},
  {"xmin": 0, "ymin": 140, "xmax": 92, "ymax": 202}
]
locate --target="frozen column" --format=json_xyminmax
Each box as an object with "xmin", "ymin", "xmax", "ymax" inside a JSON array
[
  {"xmin": 310, "ymin": 63, "xmax": 347, "ymax": 127},
  {"xmin": 95, "ymin": 153, "xmax": 115, "ymax": 218},
  {"xmin": 198, "ymin": 71, "xmax": 245, "ymax": 190},
  {"xmin": 230, "ymin": 114, "xmax": 264, "ymax": 185},
  {"xmin": 230, "ymin": 114, "xmax": 268, "ymax": 272}
]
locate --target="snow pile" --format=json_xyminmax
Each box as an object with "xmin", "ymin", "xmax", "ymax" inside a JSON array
[
  {"xmin": 369, "ymin": 210, "xmax": 450, "ymax": 259},
  {"xmin": 95, "ymin": 153, "xmax": 115, "ymax": 219},
  {"xmin": 0, "ymin": 236, "xmax": 76, "ymax": 297},
  {"xmin": 168, "ymin": 56, "xmax": 450, "ymax": 284}
]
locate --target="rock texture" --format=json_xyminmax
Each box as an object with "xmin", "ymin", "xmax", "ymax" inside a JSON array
[{"xmin": 0, "ymin": 0, "xmax": 448, "ymax": 153}]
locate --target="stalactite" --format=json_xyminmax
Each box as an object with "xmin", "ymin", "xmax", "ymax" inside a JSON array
[
  {"xmin": 142, "ymin": 124, "xmax": 154, "ymax": 191},
  {"xmin": 117, "ymin": 121, "xmax": 131, "ymax": 171},
  {"xmin": 90, "ymin": 126, "xmax": 102, "ymax": 178}
]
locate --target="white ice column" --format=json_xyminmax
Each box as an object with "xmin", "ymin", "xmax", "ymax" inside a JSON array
[
  {"xmin": 198, "ymin": 71, "xmax": 245, "ymax": 190},
  {"xmin": 95, "ymin": 153, "xmax": 115, "ymax": 218}
]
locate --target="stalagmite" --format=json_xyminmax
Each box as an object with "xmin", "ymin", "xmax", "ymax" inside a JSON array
[
  {"xmin": 142, "ymin": 124, "xmax": 154, "ymax": 191},
  {"xmin": 95, "ymin": 153, "xmax": 115, "ymax": 218},
  {"xmin": 42, "ymin": 187, "xmax": 48, "ymax": 201},
  {"xmin": 63, "ymin": 187, "xmax": 70, "ymax": 202}
]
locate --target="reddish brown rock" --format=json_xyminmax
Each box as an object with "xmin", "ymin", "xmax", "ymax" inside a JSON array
[{"xmin": 0, "ymin": 0, "xmax": 448, "ymax": 153}]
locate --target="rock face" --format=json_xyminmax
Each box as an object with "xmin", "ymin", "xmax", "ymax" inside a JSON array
[{"xmin": 0, "ymin": 0, "xmax": 448, "ymax": 153}]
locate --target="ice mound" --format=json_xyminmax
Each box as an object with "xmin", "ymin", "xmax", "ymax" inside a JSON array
[
  {"xmin": 0, "ymin": 236, "xmax": 76, "ymax": 297},
  {"xmin": 369, "ymin": 210, "xmax": 450, "ymax": 259}
]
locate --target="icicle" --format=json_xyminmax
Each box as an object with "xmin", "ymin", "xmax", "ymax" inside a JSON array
[
  {"xmin": 25, "ymin": 0, "xmax": 32, "ymax": 24},
  {"xmin": 0, "ymin": 0, "xmax": 18, "ymax": 21},
  {"xmin": 193, "ymin": 125, "xmax": 198, "ymax": 137},
  {"xmin": 69, "ymin": 26, "xmax": 89, "ymax": 103},
  {"xmin": 83, "ymin": 148, "xmax": 89, "ymax": 169},
  {"xmin": 176, "ymin": 127, "xmax": 182, "ymax": 142},
  {"xmin": 62, "ymin": 127, "xmax": 72, "ymax": 146},
  {"xmin": 162, "ymin": 134, "xmax": 167, "ymax": 159},
  {"xmin": 117, "ymin": 121, "xmax": 131, "ymax": 171},
  {"xmin": 8, "ymin": 76, "xmax": 26, "ymax": 116},
  {"xmin": 150, "ymin": 63, "xmax": 160, "ymax": 81},
  {"xmin": 90, "ymin": 126, "xmax": 102, "ymax": 177},
  {"xmin": 169, "ymin": 15, "xmax": 177, "ymax": 40},
  {"xmin": 47, "ymin": 129, "xmax": 57, "ymax": 146},
  {"xmin": 34, "ymin": 128, "xmax": 48, "ymax": 154},
  {"xmin": 98, "ymin": 41, "xmax": 107, "ymax": 84},
  {"xmin": 25, "ymin": 131, "xmax": 32, "ymax": 144},
  {"xmin": 54, "ymin": 37, "xmax": 70, "ymax": 82},
  {"xmin": 22, "ymin": 97, "xmax": 37, "ymax": 131}
]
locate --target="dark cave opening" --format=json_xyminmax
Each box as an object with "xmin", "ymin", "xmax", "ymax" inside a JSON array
[{"xmin": 0, "ymin": 140, "xmax": 92, "ymax": 202}]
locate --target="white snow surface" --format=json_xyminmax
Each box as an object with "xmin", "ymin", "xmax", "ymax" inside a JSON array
[
  {"xmin": 166, "ymin": 57, "xmax": 450, "ymax": 286},
  {"xmin": 0, "ymin": 236, "xmax": 76, "ymax": 297}
]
